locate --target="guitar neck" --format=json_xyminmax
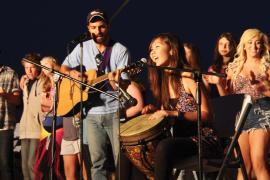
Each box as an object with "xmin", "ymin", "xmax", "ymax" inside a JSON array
[
  {"xmin": 92, "ymin": 74, "xmax": 109, "ymax": 85},
  {"xmin": 90, "ymin": 62, "xmax": 143, "ymax": 86},
  {"xmin": 91, "ymin": 68, "xmax": 125, "ymax": 85}
]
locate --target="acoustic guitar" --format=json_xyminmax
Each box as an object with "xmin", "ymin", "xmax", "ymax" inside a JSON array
[{"xmin": 57, "ymin": 60, "xmax": 146, "ymax": 117}]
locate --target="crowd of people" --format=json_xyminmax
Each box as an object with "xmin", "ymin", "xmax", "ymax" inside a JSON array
[{"xmin": 0, "ymin": 8, "xmax": 270, "ymax": 180}]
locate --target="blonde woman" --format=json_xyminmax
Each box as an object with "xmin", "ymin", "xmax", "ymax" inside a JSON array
[
  {"xmin": 34, "ymin": 56, "xmax": 65, "ymax": 180},
  {"xmin": 226, "ymin": 29, "xmax": 270, "ymax": 180},
  {"xmin": 39, "ymin": 56, "xmax": 89, "ymax": 180}
]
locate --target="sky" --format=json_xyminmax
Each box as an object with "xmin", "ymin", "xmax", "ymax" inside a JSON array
[{"xmin": 0, "ymin": 0, "xmax": 269, "ymax": 76}]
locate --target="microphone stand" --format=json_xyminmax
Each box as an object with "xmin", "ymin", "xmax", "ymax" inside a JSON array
[
  {"xmin": 148, "ymin": 65, "xmax": 225, "ymax": 180},
  {"xmin": 65, "ymin": 41, "xmax": 84, "ymax": 180},
  {"xmin": 79, "ymin": 42, "xmax": 84, "ymax": 180},
  {"xmin": 50, "ymin": 74, "xmax": 59, "ymax": 180},
  {"xmin": 193, "ymin": 71, "xmax": 203, "ymax": 180},
  {"xmin": 116, "ymin": 76, "xmax": 121, "ymax": 180}
]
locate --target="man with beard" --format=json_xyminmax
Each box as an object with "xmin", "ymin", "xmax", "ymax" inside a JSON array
[{"xmin": 61, "ymin": 9, "xmax": 131, "ymax": 180}]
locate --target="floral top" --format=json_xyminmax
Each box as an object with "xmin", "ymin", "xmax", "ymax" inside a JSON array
[
  {"xmin": 231, "ymin": 73, "xmax": 270, "ymax": 132},
  {"xmin": 232, "ymin": 73, "xmax": 266, "ymax": 101},
  {"xmin": 169, "ymin": 79, "xmax": 222, "ymax": 158},
  {"xmin": 175, "ymin": 80, "xmax": 197, "ymax": 112}
]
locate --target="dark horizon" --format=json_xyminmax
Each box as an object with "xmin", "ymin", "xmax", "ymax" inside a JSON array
[{"xmin": 1, "ymin": 0, "xmax": 269, "ymax": 76}]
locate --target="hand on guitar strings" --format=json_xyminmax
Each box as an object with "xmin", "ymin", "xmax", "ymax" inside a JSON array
[{"xmin": 69, "ymin": 69, "xmax": 87, "ymax": 81}]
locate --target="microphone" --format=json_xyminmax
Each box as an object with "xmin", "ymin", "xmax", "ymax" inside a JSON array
[
  {"xmin": 135, "ymin": 58, "xmax": 147, "ymax": 68},
  {"xmin": 69, "ymin": 32, "xmax": 90, "ymax": 44},
  {"xmin": 119, "ymin": 86, "xmax": 138, "ymax": 108},
  {"xmin": 115, "ymin": 83, "xmax": 137, "ymax": 108}
]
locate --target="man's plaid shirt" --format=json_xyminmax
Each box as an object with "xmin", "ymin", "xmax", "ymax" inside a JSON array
[{"xmin": 0, "ymin": 66, "xmax": 20, "ymax": 130}]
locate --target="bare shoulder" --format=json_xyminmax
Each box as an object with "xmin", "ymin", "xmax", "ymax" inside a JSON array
[
  {"xmin": 130, "ymin": 81, "xmax": 140, "ymax": 88},
  {"xmin": 181, "ymin": 76, "xmax": 196, "ymax": 93},
  {"xmin": 127, "ymin": 81, "xmax": 142, "ymax": 93}
]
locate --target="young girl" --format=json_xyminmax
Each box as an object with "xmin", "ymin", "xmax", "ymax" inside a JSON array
[
  {"xmin": 39, "ymin": 56, "xmax": 90, "ymax": 180},
  {"xmin": 34, "ymin": 56, "xmax": 65, "ymax": 180},
  {"xmin": 205, "ymin": 32, "xmax": 237, "ymax": 98}
]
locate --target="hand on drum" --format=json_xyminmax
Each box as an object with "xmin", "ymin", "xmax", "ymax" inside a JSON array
[
  {"xmin": 148, "ymin": 110, "xmax": 168, "ymax": 121},
  {"xmin": 141, "ymin": 104, "xmax": 157, "ymax": 114}
]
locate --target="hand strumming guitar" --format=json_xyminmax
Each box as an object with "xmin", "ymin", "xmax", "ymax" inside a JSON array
[
  {"xmin": 69, "ymin": 70, "xmax": 87, "ymax": 81},
  {"xmin": 108, "ymin": 69, "xmax": 121, "ymax": 90},
  {"xmin": 61, "ymin": 65, "xmax": 87, "ymax": 82}
]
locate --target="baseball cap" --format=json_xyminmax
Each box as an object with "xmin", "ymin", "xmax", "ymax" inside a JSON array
[{"xmin": 87, "ymin": 9, "xmax": 108, "ymax": 24}]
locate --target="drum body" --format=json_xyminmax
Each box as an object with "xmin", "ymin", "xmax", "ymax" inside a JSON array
[{"xmin": 120, "ymin": 114, "xmax": 171, "ymax": 179}]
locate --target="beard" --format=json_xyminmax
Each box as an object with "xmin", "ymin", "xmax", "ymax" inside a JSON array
[{"xmin": 91, "ymin": 33, "xmax": 108, "ymax": 44}]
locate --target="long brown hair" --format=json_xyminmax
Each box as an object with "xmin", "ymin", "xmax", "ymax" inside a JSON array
[
  {"xmin": 148, "ymin": 33, "xmax": 186, "ymax": 109},
  {"xmin": 213, "ymin": 32, "xmax": 237, "ymax": 72}
]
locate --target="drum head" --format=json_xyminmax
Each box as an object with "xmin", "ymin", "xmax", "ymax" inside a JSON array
[{"xmin": 120, "ymin": 114, "xmax": 165, "ymax": 144}]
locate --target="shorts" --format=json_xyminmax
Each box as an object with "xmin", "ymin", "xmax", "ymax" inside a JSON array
[
  {"xmin": 242, "ymin": 97, "xmax": 270, "ymax": 132},
  {"xmin": 60, "ymin": 138, "xmax": 80, "ymax": 155}
]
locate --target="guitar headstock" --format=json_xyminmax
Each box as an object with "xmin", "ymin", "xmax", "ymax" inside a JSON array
[
  {"xmin": 91, "ymin": 58, "xmax": 147, "ymax": 86},
  {"xmin": 122, "ymin": 58, "xmax": 147, "ymax": 76}
]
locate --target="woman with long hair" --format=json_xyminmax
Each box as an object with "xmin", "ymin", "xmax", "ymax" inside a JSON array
[
  {"xmin": 226, "ymin": 28, "xmax": 270, "ymax": 179},
  {"xmin": 205, "ymin": 32, "xmax": 237, "ymax": 98},
  {"xmin": 142, "ymin": 33, "xmax": 222, "ymax": 180}
]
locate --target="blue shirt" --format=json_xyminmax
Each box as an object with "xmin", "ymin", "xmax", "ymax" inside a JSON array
[{"xmin": 62, "ymin": 39, "xmax": 131, "ymax": 114}]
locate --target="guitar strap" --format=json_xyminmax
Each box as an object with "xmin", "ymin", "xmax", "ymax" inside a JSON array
[{"xmin": 97, "ymin": 39, "xmax": 115, "ymax": 73}]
